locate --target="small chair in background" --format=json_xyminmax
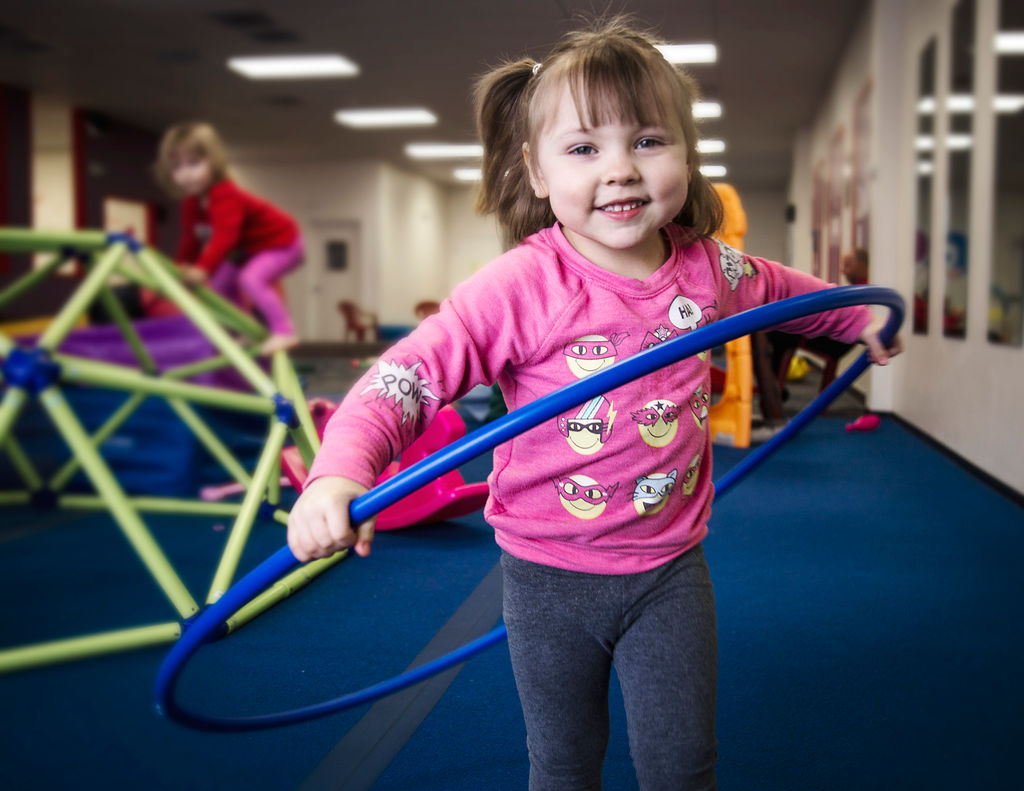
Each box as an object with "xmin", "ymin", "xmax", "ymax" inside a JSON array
[
  {"xmin": 414, "ymin": 300, "xmax": 441, "ymax": 321},
  {"xmin": 337, "ymin": 300, "xmax": 379, "ymax": 342}
]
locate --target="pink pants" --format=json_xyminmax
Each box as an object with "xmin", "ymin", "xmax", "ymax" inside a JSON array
[{"xmin": 209, "ymin": 238, "xmax": 304, "ymax": 336}]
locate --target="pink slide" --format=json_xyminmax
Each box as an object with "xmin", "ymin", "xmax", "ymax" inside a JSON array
[{"xmin": 281, "ymin": 400, "xmax": 489, "ymax": 531}]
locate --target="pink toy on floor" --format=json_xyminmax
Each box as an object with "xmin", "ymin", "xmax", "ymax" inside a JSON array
[
  {"xmin": 845, "ymin": 413, "xmax": 881, "ymax": 433},
  {"xmin": 281, "ymin": 400, "xmax": 489, "ymax": 530}
]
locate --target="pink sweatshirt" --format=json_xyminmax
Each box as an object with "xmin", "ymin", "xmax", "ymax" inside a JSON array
[{"xmin": 308, "ymin": 223, "xmax": 872, "ymax": 574}]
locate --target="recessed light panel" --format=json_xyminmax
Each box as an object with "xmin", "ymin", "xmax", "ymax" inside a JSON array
[
  {"xmin": 405, "ymin": 143, "xmax": 484, "ymax": 160},
  {"xmin": 656, "ymin": 43, "xmax": 718, "ymax": 64},
  {"xmin": 228, "ymin": 54, "xmax": 359, "ymax": 79},
  {"xmin": 335, "ymin": 108, "xmax": 438, "ymax": 128}
]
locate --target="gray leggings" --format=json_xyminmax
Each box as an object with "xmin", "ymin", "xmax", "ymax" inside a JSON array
[{"xmin": 501, "ymin": 545, "xmax": 718, "ymax": 791}]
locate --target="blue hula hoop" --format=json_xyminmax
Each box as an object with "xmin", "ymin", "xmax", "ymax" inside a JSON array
[{"xmin": 154, "ymin": 285, "xmax": 904, "ymax": 732}]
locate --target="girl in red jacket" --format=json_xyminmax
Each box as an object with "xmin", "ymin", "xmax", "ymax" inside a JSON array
[{"xmin": 155, "ymin": 121, "xmax": 304, "ymax": 355}]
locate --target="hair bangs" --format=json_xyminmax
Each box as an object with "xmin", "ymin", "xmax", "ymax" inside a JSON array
[{"xmin": 562, "ymin": 42, "xmax": 676, "ymax": 132}]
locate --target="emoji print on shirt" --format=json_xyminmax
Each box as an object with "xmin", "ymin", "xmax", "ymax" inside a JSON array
[
  {"xmin": 632, "ymin": 470, "xmax": 677, "ymax": 516},
  {"xmin": 552, "ymin": 474, "xmax": 619, "ymax": 520},
  {"xmin": 681, "ymin": 453, "xmax": 702, "ymax": 496},
  {"xmin": 563, "ymin": 333, "xmax": 629, "ymax": 378},
  {"xmin": 639, "ymin": 325, "xmax": 679, "ymax": 352},
  {"xmin": 631, "ymin": 399, "xmax": 680, "ymax": 448},
  {"xmin": 690, "ymin": 385, "xmax": 710, "ymax": 428},
  {"xmin": 558, "ymin": 395, "xmax": 617, "ymax": 456}
]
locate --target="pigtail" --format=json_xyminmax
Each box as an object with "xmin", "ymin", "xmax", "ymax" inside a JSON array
[
  {"xmin": 474, "ymin": 60, "xmax": 556, "ymax": 248},
  {"xmin": 678, "ymin": 169, "xmax": 724, "ymax": 240}
]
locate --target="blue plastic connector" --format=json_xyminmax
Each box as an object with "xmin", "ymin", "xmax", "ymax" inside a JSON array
[
  {"xmin": 258, "ymin": 500, "xmax": 278, "ymax": 522},
  {"xmin": 1, "ymin": 347, "xmax": 62, "ymax": 395},
  {"xmin": 272, "ymin": 394, "xmax": 298, "ymax": 428},
  {"xmin": 29, "ymin": 488, "xmax": 58, "ymax": 509},
  {"xmin": 105, "ymin": 231, "xmax": 144, "ymax": 253}
]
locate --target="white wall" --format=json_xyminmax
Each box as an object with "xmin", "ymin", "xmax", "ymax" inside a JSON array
[
  {"xmin": 30, "ymin": 95, "xmax": 75, "ymax": 234},
  {"xmin": 443, "ymin": 185, "xmax": 503, "ymax": 290},
  {"xmin": 791, "ymin": 0, "xmax": 1023, "ymax": 495},
  {"xmin": 232, "ymin": 159, "xmax": 503, "ymax": 335},
  {"xmin": 232, "ymin": 159, "xmax": 384, "ymax": 339},
  {"xmin": 734, "ymin": 188, "xmax": 788, "ymax": 261}
]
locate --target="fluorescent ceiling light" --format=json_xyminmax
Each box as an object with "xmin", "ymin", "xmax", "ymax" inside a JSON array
[
  {"xmin": 656, "ymin": 43, "xmax": 717, "ymax": 64},
  {"xmin": 915, "ymin": 134, "xmax": 972, "ymax": 151},
  {"xmin": 405, "ymin": 143, "xmax": 484, "ymax": 160},
  {"xmin": 918, "ymin": 94, "xmax": 1024, "ymax": 114},
  {"xmin": 694, "ymin": 101, "xmax": 722, "ymax": 119},
  {"xmin": 335, "ymin": 108, "xmax": 437, "ymax": 128},
  {"xmin": 700, "ymin": 164, "xmax": 727, "ymax": 178},
  {"xmin": 453, "ymin": 168, "xmax": 482, "ymax": 182},
  {"xmin": 228, "ymin": 54, "xmax": 358, "ymax": 79},
  {"xmin": 996, "ymin": 94, "xmax": 1024, "ymax": 112},
  {"xmin": 995, "ymin": 31, "xmax": 1024, "ymax": 54},
  {"xmin": 697, "ymin": 139, "xmax": 725, "ymax": 154}
]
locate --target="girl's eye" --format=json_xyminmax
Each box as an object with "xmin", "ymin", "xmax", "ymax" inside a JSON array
[
  {"xmin": 636, "ymin": 137, "xmax": 662, "ymax": 149},
  {"xmin": 568, "ymin": 144, "xmax": 596, "ymax": 156}
]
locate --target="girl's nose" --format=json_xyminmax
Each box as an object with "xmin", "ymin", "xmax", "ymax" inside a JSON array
[{"xmin": 603, "ymin": 149, "xmax": 640, "ymax": 184}]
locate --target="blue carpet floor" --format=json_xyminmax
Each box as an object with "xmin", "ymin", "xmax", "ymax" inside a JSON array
[{"xmin": 1, "ymin": 416, "xmax": 1022, "ymax": 790}]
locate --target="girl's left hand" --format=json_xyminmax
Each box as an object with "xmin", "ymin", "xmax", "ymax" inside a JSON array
[
  {"xmin": 858, "ymin": 314, "xmax": 903, "ymax": 365},
  {"xmin": 179, "ymin": 264, "xmax": 208, "ymax": 286}
]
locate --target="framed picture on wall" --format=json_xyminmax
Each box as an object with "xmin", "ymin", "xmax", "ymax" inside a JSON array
[
  {"xmin": 812, "ymin": 161, "xmax": 825, "ymax": 279},
  {"xmin": 828, "ymin": 129, "xmax": 845, "ymax": 284},
  {"xmin": 852, "ymin": 81, "xmax": 872, "ymax": 252},
  {"xmin": 103, "ymin": 195, "xmax": 156, "ymax": 244}
]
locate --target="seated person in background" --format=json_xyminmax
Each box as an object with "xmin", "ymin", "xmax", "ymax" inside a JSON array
[{"xmin": 768, "ymin": 248, "xmax": 870, "ymax": 396}]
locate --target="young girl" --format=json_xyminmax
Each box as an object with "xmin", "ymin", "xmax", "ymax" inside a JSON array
[
  {"xmin": 155, "ymin": 121, "xmax": 304, "ymax": 355},
  {"xmin": 288, "ymin": 18, "xmax": 900, "ymax": 790}
]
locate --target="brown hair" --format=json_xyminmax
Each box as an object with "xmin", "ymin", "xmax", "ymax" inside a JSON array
[
  {"xmin": 153, "ymin": 121, "xmax": 232, "ymax": 197},
  {"xmin": 474, "ymin": 16, "xmax": 722, "ymax": 248}
]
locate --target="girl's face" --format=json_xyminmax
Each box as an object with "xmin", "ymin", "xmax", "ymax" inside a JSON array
[
  {"xmin": 524, "ymin": 80, "xmax": 689, "ymax": 277},
  {"xmin": 169, "ymin": 148, "xmax": 214, "ymax": 196}
]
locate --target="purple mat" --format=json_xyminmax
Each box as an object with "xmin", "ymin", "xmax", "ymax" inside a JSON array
[{"xmin": 20, "ymin": 316, "xmax": 252, "ymax": 390}]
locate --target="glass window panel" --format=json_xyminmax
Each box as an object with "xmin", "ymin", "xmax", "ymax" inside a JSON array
[
  {"xmin": 914, "ymin": 38, "xmax": 936, "ymax": 334},
  {"xmin": 990, "ymin": 0, "xmax": 1024, "ymax": 346},
  {"xmin": 944, "ymin": 0, "xmax": 975, "ymax": 339}
]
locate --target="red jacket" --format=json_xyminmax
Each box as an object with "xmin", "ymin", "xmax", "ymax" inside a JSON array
[{"xmin": 176, "ymin": 180, "xmax": 299, "ymax": 272}]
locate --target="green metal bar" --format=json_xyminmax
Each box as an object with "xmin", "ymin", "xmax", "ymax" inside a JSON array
[
  {"xmin": 0, "ymin": 251, "xmax": 75, "ymax": 312},
  {"xmin": 0, "ymin": 491, "xmax": 31, "ymax": 506},
  {"xmin": 54, "ymin": 353, "xmax": 275, "ymax": 414},
  {"xmin": 134, "ymin": 247, "xmax": 276, "ymax": 396},
  {"xmin": 273, "ymin": 350, "xmax": 320, "ymax": 467},
  {"xmin": 193, "ymin": 286, "xmax": 269, "ymax": 340},
  {"xmin": 95, "ymin": 287, "xmax": 158, "ymax": 373},
  {"xmin": 0, "ymin": 388, "xmax": 29, "ymax": 447},
  {"xmin": 58, "ymin": 494, "xmax": 245, "ymax": 518},
  {"xmin": 166, "ymin": 397, "xmax": 252, "ymax": 487},
  {"xmin": 48, "ymin": 391, "xmax": 147, "ymax": 491},
  {"xmin": 147, "ymin": 247, "xmax": 269, "ymax": 341},
  {"xmin": 223, "ymin": 551, "xmax": 348, "ymax": 634},
  {"xmin": 112, "ymin": 258, "xmax": 159, "ymax": 291},
  {"xmin": 206, "ymin": 419, "xmax": 290, "ymax": 603},
  {"xmin": 2, "ymin": 435, "xmax": 44, "ymax": 491},
  {"xmin": 0, "ymin": 227, "xmax": 108, "ymax": 254},
  {"xmin": 37, "ymin": 241, "xmax": 128, "ymax": 351},
  {"xmin": 163, "ymin": 350, "xmax": 257, "ymax": 382},
  {"xmin": 0, "ymin": 621, "xmax": 181, "ymax": 673},
  {"xmin": 37, "ymin": 385, "xmax": 199, "ymax": 619}
]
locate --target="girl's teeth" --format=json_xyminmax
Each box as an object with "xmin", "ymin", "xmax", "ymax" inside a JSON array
[{"xmin": 603, "ymin": 201, "xmax": 641, "ymax": 212}]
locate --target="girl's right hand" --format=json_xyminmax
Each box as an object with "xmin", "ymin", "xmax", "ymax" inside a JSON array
[{"xmin": 287, "ymin": 476, "xmax": 374, "ymax": 562}]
